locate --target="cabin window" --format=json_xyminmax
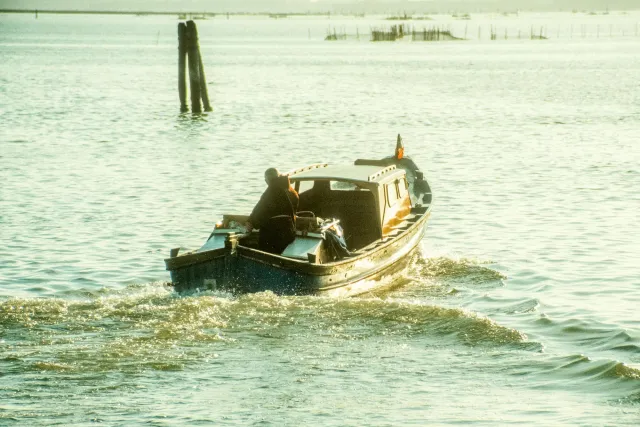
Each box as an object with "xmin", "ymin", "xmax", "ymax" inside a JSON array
[
  {"xmin": 386, "ymin": 182, "xmax": 400, "ymax": 207},
  {"xmin": 330, "ymin": 181, "xmax": 362, "ymax": 191},
  {"xmin": 397, "ymin": 178, "xmax": 408, "ymax": 199},
  {"xmin": 295, "ymin": 180, "xmax": 315, "ymax": 194}
]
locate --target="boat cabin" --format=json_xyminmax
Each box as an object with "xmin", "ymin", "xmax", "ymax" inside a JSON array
[
  {"xmin": 195, "ymin": 162, "xmax": 416, "ymax": 266},
  {"xmin": 289, "ymin": 163, "xmax": 412, "ymax": 251}
]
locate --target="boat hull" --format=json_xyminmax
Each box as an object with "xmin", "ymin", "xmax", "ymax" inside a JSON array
[{"xmin": 166, "ymin": 210, "xmax": 429, "ymax": 296}]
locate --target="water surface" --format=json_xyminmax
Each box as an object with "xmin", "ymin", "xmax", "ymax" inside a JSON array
[{"xmin": 1, "ymin": 11, "xmax": 640, "ymax": 425}]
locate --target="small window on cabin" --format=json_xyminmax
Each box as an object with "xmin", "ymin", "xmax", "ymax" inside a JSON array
[
  {"xmin": 296, "ymin": 180, "xmax": 315, "ymax": 194},
  {"xmin": 397, "ymin": 178, "xmax": 408, "ymax": 199},
  {"xmin": 386, "ymin": 182, "xmax": 400, "ymax": 206},
  {"xmin": 330, "ymin": 181, "xmax": 361, "ymax": 191}
]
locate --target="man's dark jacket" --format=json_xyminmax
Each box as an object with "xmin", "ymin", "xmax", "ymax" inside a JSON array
[{"xmin": 249, "ymin": 176, "xmax": 299, "ymax": 254}]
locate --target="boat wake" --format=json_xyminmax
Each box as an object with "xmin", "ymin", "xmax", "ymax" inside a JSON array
[
  {"xmin": 410, "ymin": 255, "xmax": 507, "ymax": 283},
  {"xmin": 1, "ymin": 281, "xmax": 526, "ymax": 373},
  {"xmin": 2, "ymin": 280, "xmax": 640, "ymax": 404}
]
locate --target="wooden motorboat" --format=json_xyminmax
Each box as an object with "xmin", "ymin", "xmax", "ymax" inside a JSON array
[{"xmin": 165, "ymin": 138, "xmax": 432, "ymax": 296}]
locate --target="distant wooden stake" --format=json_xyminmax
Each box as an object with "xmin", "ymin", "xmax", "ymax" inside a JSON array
[
  {"xmin": 190, "ymin": 22, "xmax": 212, "ymax": 112},
  {"xmin": 178, "ymin": 23, "xmax": 188, "ymax": 112},
  {"xmin": 198, "ymin": 53, "xmax": 212, "ymax": 112},
  {"xmin": 186, "ymin": 20, "xmax": 202, "ymax": 113}
]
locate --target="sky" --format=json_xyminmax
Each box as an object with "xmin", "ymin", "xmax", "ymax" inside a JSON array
[{"xmin": 1, "ymin": 0, "xmax": 636, "ymax": 13}]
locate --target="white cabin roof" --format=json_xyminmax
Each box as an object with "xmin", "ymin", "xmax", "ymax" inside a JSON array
[{"xmin": 289, "ymin": 164, "xmax": 404, "ymax": 184}]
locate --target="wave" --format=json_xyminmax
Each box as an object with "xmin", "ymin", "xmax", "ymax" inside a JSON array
[
  {"xmin": 0, "ymin": 282, "xmax": 529, "ymax": 374},
  {"xmin": 533, "ymin": 316, "xmax": 640, "ymax": 359},
  {"xmin": 529, "ymin": 353, "xmax": 640, "ymax": 395},
  {"xmin": 408, "ymin": 256, "xmax": 507, "ymax": 287},
  {"xmin": 3, "ymin": 283, "xmax": 639, "ymax": 405}
]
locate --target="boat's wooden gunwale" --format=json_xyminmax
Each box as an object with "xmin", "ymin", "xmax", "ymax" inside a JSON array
[
  {"xmin": 224, "ymin": 208, "xmax": 427, "ymax": 295},
  {"xmin": 222, "ymin": 207, "xmax": 428, "ymax": 276},
  {"xmin": 315, "ymin": 222, "xmax": 425, "ymax": 292},
  {"xmin": 165, "ymin": 247, "xmax": 226, "ymax": 270},
  {"xmin": 165, "ymin": 206, "xmax": 429, "ymax": 278}
]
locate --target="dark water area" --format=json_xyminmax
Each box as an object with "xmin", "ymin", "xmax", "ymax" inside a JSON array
[{"xmin": 2, "ymin": 11, "xmax": 640, "ymax": 425}]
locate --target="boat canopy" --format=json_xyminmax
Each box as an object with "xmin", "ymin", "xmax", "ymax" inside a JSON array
[{"xmin": 288, "ymin": 164, "xmax": 405, "ymax": 185}]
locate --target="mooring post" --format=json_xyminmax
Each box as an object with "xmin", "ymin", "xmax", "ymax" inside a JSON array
[
  {"xmin": 178, "ymin": 22, "xmax": 188, "ymax": 112},
  {"xmin": 186, "ymin": 20, "xmax": 202, "ymax": 113},
  {"xmin": 198, "ymin": 53, "xmax": 212, "ymax": 112},
  {"xmin": 190, "ymin": 21, "xmax": 212, "ymax": 112}
]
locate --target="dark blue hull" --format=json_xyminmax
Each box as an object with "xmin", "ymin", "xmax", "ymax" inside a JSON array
[{"xmin": 166, "ymin": 208, "xmax": 430, "ymax": 296}]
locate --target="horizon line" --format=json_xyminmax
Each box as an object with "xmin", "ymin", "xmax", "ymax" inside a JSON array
[{"xmin": 2, "ymin": 8, "xmax": 637, "ymax": 16}]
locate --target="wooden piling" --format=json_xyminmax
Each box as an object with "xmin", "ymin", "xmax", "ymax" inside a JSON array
[
  {"xmin": 186, "ymin": 20, "xmax": 202, "ymax": 113},
  {"xmin": 198, "ymin": 52, "xmax": 212, "ymax": 112},
  {"xmin": 186, "ymin": 22, "xmax": 212, "ymax": 112},
  {"xmin": 178, "ymin": 23, "xmax": 188, "ymax": 112}
]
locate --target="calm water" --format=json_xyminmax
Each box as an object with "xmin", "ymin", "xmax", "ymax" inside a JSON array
[{"xmin": 2, "ymin": 11, "xmax": 640, "ymax": 425}]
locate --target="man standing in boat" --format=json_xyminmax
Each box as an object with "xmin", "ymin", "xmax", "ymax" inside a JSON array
[{"xmin": 246, "ymin": 168, "xmax": 299, "ymax": 254}]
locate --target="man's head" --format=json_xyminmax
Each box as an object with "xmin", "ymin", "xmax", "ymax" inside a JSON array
[
  {"xmin": 395, "ymin": 134, "xmax": 404, "ymax": 159},
  {"xmin": 264, "ymin": 167, "xmax": 280, "ymax": 186}
]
